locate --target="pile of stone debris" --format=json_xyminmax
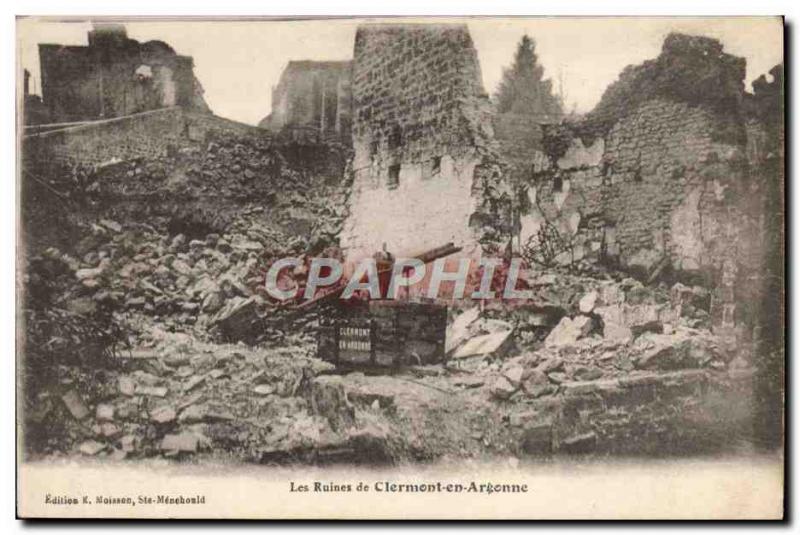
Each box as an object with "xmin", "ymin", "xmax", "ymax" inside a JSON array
[
  {"xmin": 24, "ymin": 253, "xmax": 754, "ymax": 461},
  {"xmin": 24, "ymin": 205, "xmax": 397, "ymax": 461},
  {"xmin": 39, "ymin": 208, "xmax": 332, "ymax": 347},
  {"xmin": 95, "ymin": 135, "xmax": 346, "ymax": 205},
  {"xmin": 21, "ymin": 131, "xmax": 363, "ymax": 460},
  {"xmin": 444, "ymin": 273, "xmax": 750, "ymax": 403},
  {"xmin": 37, "ymin": 326, "xmax": 397, "ymax": 461},
  {"xmin": 23, "ymin": 196, "xmax": 753, "ymax": 461},
  {"xmin": 31, "ymin": 137, "xmax": 351, "ymax": 349}
]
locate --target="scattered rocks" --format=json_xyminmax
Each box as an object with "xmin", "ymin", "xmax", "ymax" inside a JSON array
[
  {"xmin": 445, "ymin": 307, "xmax": 480, "ymax": 354},
  {"xmin": 573, "ymin": 365, "xmax": 603, "ymax": 381},
  {"xmin": 150, "ymin": 405, "xmax": 177, "ymax": 424},
  {"xmin": 118, "ymin": 376, "xmax": 136, "ymax": 396},
  {"xmin": 544, "ymin": 316, "xmax": 593, "ymax": 347},
  {"xmin": 178, "ymin": 404, "xmax": 206, "ymax": 423},
  {"xmin": 537, "ymin": 357, "xmax": 564, "ymax": 374},
  {"xmin": 78, "ymin": 440, "xmax": 106, "ymax": 456},
  {"xmin": 547, "ymin": 371, "xmax": 568, "ymax": 384},
  {"xmin": 253, "ymin": 384, "xmax": 276, "ymax": 396},
  {"xmin": 120, "ymin": 435, "xmax": 137, "ymax": 452},
  {"xmin": 163, "ymin": 353, "xmax": 191, "ymax": 367},
  {"xmin": 183, "ymin": 375, "xmax": 206, "ymax": 393},
  {"xmin": 210, "ymin": 296, "xmax": 263, "ymax": 343},
  {"xmin": 99, "ymin": 423, "xmax": 122, "ymax": 438},
  {"xmin": 138, "ymin": 386, "xmax": 169, "ymax": 397},
  {"xmin": 520, "ymin": 422, "xmax": 553, "ymax": 454},
  {"xmin": 634, "ymin": 329, "xmax": 722, "ymax": 370},
  {"xmin": 25, "ymin": 173, "xmax": 744, "ymax": 464},
  {"xmin": 671, "ymin": 282, "xmax": 710, "ymax": 314},
  {"xmin": 454, "ymin": 376, "xmax": 485, "ymax": 389},
  {"xmin": 502, "ymin": 365, "xmax": 525, "ymax": 386},
  {"xmin": 161, "ymin": 432, "xmax": 199, "ymax": 453},
  {"xmin": 579, "ymin": 291, "xmax": 599, "ymax": 314},
  {"xmin": 451, "ymin": 318, "xmax": 514, "ymax": 360},
  {"xmin": 631, "ymin": 320, "xmax": 664, "ymax": 338},
  {"xmin": 489, "ymin": 376, "xmax": 518, "ymax": 400},
  {"xmin": 308, "ymin": 376, "xmax": 355, "ymax": 431},
  {"xmin": 560, "ymin": 431, "xmax": 597, "ymax": 454},
  {"xmin": 61, "ymin": 391, "xmax": 89, "ymax": 420},
  {"xmin": 95, "ymin": 404, "xmax": 115, "ymax": 422},
  {"xmin": 602, "ymin": 322, "xmax": 633, "ymax": 342}
]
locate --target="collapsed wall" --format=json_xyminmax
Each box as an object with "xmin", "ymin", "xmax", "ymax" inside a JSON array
[{"xmin": 341, "ymin": 24, "xmax": 511, "ymax": 262}]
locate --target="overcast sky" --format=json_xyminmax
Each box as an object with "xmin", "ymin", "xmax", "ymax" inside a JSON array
[{"xmin": 17, "ymin": 17, "xmax": 783, "ymax": 126}]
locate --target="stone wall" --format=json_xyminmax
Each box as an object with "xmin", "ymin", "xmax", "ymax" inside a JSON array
[
  {"xmin": 23, "ymin": 107, "xmax": 266, "ymax": 168},
  {"xmin": 525, "ymin": 98, "xmax": 751, "ymax": 277},
  {"xmin": 341, "ymin": 23, "xmax": 510, "ymax": 263}
]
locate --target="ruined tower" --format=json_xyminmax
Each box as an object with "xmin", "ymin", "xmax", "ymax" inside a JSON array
[{"xmin": 341, "ymin": 24, "xmax": 511, "ymax": 263}]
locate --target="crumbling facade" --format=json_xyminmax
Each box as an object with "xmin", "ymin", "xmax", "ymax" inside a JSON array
[
  {"xmin": 38, "ymin": 23, "xmax": 209, "ymax": 123},
  {"xmin": 341, "ymin": 24, "xmax": 511, "ymax": 263},
  {"xmin": 518, "ymin": 33, "xmax": 781, "ymax": 349},
  {"xmin": 523, "ymin": 35, "xmax": 761, "ymax": 274},
  {"xmin": 260, "ymin": 61, "xmax": 352, "ymax": 142}
]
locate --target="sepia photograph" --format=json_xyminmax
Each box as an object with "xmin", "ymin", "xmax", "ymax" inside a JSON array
[{"xmin": 14, "ymin": 14, "xmax": 785, "ymax": 520}]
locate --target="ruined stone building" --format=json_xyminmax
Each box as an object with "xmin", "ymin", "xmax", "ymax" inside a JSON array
[
  {"xmin": 37, "ymin": 23, "xmax": 209, "ymax": 124},
  {"xmin": 517, "ymin": 33, "xmax": 782, "ymax": 343},
  {"xmin": 523, "ymin": 35, "xmax": 760, "ymax": 273},
  {"xmin": 340, "ymin": 24, "xmax": 511, "ymax": 263},
  {"xmin": 332, "ymin": 26, "xmax": 781, "ymax": 347},
  {"xmin": 259, "ymin": 61, "xmax": 352, "ymax": 141}
]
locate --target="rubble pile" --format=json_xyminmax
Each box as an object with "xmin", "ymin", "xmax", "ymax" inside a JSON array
[
  {"xmin": 22, "ymin": 133, "xmax": 358, "ymax": 458},
  {"xmin": 24, "ymin": 250, "xmax": 755, "ymax": 460},
  {"xmin": 25, "ymin": 214, "xmax": 399, "ymax": 461},
  {"xmin": 24, "ymin": 212, "xmax": 754, "ymax": 462},
  {"xmin": 25, "ymin": 132, "xmax": 349, "ymax": 258},
  {"xmin": 25, "ymin": 131, "xmax": 352, "ymax": 343},
  {"xmin": 475, "ymin": 270, "xmax": 715, "ymax": 350},
  {"xmin": 96, "ymin": 135, "xmax": 343, "ymax": 204},
  {"xmin": 486, "ymin": 324, "xmax": 728, "ymax": 403},
  {"xmin": 447, "ymin": 271, "xmax": 742, "ymax": 405},
  {"xmin": 22, "ymin": 253, "xmax": 129, "ymax": 449},
  {"xmin": 112, "ymin": 137, "xmax": 347, "ymax": 253},
  {"xmin": 37, "ymin": 213, "xmax": 312, "ymax": 343},
  {"xmin": 29, "ymin": 326, "xmax": 404, "ymax": 462},
  {"xmin": 432, "ymin": 269, "xmax": 756, "ymax": 456}
]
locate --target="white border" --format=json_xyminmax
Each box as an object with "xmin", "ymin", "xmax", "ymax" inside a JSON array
[{"xmin": 4, "ymin": 1, "xmax": 795, "ymax": 532}]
